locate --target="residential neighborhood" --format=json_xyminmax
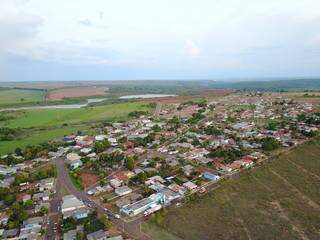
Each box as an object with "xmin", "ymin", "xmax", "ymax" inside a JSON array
[{"xmin": 0, "ymin": 92, "xmax": 319, "ymax": 239}]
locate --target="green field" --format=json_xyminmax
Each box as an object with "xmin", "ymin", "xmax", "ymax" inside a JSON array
[
  {"xmin": 0, "ymin": 126, "xmax": 89, "ymax": 155},
  {"xmin": 2, "ymin": 102, "xmax": 152, "ymax": 129},
  {"xmin": 0, "ymin": 89, "xmax": 45, "ymax": 105},
  {"xmin": 0, "ymin": 101, "xmax": 153, "ymax": 155},
  {"xmin": 144, "ymin": 137, "xmax": 320, "ymax": 240}
]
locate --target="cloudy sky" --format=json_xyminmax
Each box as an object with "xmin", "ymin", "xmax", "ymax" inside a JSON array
[{"xmin": 1, "ymin": 0, "xmax": 320, "ymax": 81}]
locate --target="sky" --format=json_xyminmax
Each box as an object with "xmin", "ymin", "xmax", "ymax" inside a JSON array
[{"xmin": 1, "ymin": 0, "xmax": 320, "ymax": 81}]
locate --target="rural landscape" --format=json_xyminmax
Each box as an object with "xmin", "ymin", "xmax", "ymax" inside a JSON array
[
  {"xmin": 0, "ymin": 79, "xmax": 320, "ymax": 240},
  {"xmin": 2, "ymin": 0, "xmax": 320, "ymax": 239}
]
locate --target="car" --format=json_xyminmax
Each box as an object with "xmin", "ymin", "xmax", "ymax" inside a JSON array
[{"xmin": 115, "ymin": 214, "xmax": 120, "ymax": 219}]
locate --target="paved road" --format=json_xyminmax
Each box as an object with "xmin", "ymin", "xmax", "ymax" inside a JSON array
[
  {"xmin": 54, "ymin": 157, "xmax": 150, "ymax": 240},
  {"xmin": 46, "ymin": 179, "xmax": 62, "ymax": 240}
]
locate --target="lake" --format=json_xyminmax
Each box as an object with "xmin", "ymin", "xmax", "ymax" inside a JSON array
[{"xmin": 0, "ymin": 98, "xmax": 107, "ymax": 112}]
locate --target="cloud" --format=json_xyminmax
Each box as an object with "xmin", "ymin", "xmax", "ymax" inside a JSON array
[
  {"xmin": 185, "ymin": 39, "xmax": 201, "ymax": 57},
  {"xmin": 1, "ymin": 0, "xmax": 320, "ymax": 81},
  {"xmin": 78, "ymin": 19, "xmax": 93, "ymax": 27}
]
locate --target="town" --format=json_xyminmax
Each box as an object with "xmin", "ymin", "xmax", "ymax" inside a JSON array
[{"xmin": 0, "ymin": 92, "xmax": 319, "ymax": 240}]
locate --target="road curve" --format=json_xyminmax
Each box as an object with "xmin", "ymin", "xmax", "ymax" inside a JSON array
[{"xmin": 54, "ymin": 157, "xmax": 151, "ymax": 240}]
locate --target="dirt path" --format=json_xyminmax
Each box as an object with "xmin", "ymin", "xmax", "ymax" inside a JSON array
[
  {"xmin": 285, "ymin": 158, "xmax": 320, "ymax": 181},
  {"xmin": 252, "ymin": 175, "xmax": 310, "ymax": 240},
  {"xmin": 271, "ymin": 201, "xmax": 310, "ymax": 240},
  {"xmin": 270, "ymin": 170, "xmax": 320, "ymax": 210},
  {"xmin": 223, "ymin": 192, "xmax": 253, "ymax": 240}
]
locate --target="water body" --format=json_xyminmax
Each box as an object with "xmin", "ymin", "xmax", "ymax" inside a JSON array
[
  {"xmin": 0, "ymin": 98, "xmax": 107, "ymax": 112},
  {"xmin": 119, "ymin": 94, "xmax": 177, "ymax": 99}
]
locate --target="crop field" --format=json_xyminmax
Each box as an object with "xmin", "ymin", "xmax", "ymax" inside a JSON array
[
  {"xmin": 0, "ymin": 89, "xmax": 45, "ymax": 105},
  {"xmin": 47, "ymin": 86, "xmax": 109, "ymax": 100},
  {"xmin": 144, "ymin": 137, "xmax": 320, "ymax": 240},
  {"xmin": 2, "ymin": 102, "xmax": 153, "ymax": 129}
]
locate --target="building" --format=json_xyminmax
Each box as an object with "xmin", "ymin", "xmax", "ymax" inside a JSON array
[
  {"xmin": 86, "ymin": 230, "xmax": 107, "ymax": 240},
  {"xmin": 63, "ymin": 229, "xmax": 77, "ymax": 240},
  {"xmin": 115, "ymin": 186, "xmax": 132, "ymax": 196},
  {"xmin": 0, "ymin": 165, "xmax": 16, "ymax": 176},
  {"xmin": 183, "ymin": 181, "xmax": 197, "ymax": 191},
  {"xmin": 38, "ymin": 178, "xmax": 55, "ymax": 191},
  {"xmin": 202, "ymin": 172, "xmax": 220, "ymax": 181},
  {"xmin": 66, "ymin": 153, "xmax": 83, "ymax": 169},
  {"xmin": 61, "ymin": 195, "xmax": 88, "ymax": 219},
  {"xmin": 121, "ymin": 193, "xmax": 162, "ymax": 217}
]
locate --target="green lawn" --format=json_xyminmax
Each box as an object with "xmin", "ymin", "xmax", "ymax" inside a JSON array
[
  {"xmin": 0, "ymin": 126, "xmax": 87, "ymax": 155},
  {"xmin": 4, "ymin": 102, "xmax": 152, "ymax": 129},
  {"xmin": 0, "ymin": 89, "xmax": 45, "ymax": 105},
  {"xmin": 144, "ymin": 137, "xmax": 320, "ymax": 240}
]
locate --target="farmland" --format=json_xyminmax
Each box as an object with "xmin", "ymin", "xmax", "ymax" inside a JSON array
[
  {"xmin": 47, "ymin": 86, "xmax": 109, "ymax": 100},
  {"xmin": 0, "ymin": 88, "xmax": 45, "ymax": 106},
  {"xmin": 144, "ymin": 137, "xmax": 320, "ymax": 240},
  {"xmin": 2, "ymin": 102, "xmax": 153, "ymax": 129}
]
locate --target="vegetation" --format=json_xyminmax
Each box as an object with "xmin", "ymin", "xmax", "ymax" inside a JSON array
[
  {"xmin": 0, "ymin": 88, "xmax": 45, "ymax": 106},
  {"xmin": 261, "ymin": 137, "xmax": 280, "ymax": 151},
  {"xmin": 144, "ymin": 137, "xmax": 320, "ymax": 240}
]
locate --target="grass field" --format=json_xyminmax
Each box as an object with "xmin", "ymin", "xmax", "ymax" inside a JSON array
[
  {"xmin": 3, "ymin": 102, "xmax": 152, "ymax": 129},
  {"xmin": 144, "ymin": 137, "xmax": 320, "ymax": 240},
  {"xmin": 0, "ymin": 89, "xmax": 45, "ymax": 105},
  {"xmin": 0, "ymin": 126, "xmax": 88, "ymax": 155}
]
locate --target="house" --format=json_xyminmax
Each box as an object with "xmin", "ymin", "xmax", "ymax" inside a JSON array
[
  {"xmin": 0, "ymin": 212, "xmax": 9, "ymax": 225},
  {"xmin": 86, "ymin": 230, "xmax": 108, "ymax": 240},
  {"xmin": 109, "ymin": 178, "xmax": 122, "ymax": 188},
  {"xmin": 183, "ymin": 181, "xmax": 197, "ymax": 191},
  {"xmin": 115, "ymin": 186, "xmax": 132, "ymax": 196},
  {"xmin": 2, "ymin": 229, "xmax": 19, "ymax": 239},
  {"xmin": 22, "ymin": 194, "xmax": 32, "ymax": 203},
  {"xmin": 23, "ymin": 216, "xmax": 44, "ymax": 234},
  {"xmin": 145, "ymin": 176, "xmax": 165, "ymax": 185},
  {"xmin": 38, "ymin": 178, "xmax": 55, "ymax": 191},
  {"xmin": 63, "ymin": 229, "xmax": 77, "ymax": 240},
  {"xmin": 0, "ymin": 165, "xmax": 16, "ymax": 176},
  {"xmin": 67, "ymin": 153, "xmax": 81, "ymax": 162},
  {"xmin": 61, "ymin": 195, "xmax": 88, "ymax": 219},
  {"xmin": 159, "ymin": 188, "xmax": 181, "ymax": 203},
  {"xmin": 0, "ymin": 177, "xmax": 14, "ymax": 188},
  {"xmin": 202, "ymin": 172, "xmax": 220, "ymax": 181},
  {"xmin": 74, "ymin": 208, "xmax": 89, "ymax": 220}
]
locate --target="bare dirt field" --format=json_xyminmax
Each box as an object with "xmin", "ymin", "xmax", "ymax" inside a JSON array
[
  {"xmin": 145, "ymin": 89, "xmax": 233, "ymax": 104},
  {"xmin": 80, "ymin": 172, "xmax": 99, "ymax": 188},
  {"xmin": 47, "ymin": 86, "xmax": 109, "ymax": 100}
]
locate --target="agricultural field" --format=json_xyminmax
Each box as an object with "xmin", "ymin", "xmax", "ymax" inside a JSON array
[
  {"xmin": 0, "ymin": 88, "xmax": 45, "ymax": 106},
  {"xmin": 47, "ymin": 86, "xmax": 109, "ymax": 100},
  {"xmin": 144, "ymin": 137, "xmax": 320, "ymax": 240},
  {"xmin": 2, "ymin": 102, "xmax": 153, "ymax": 129}
]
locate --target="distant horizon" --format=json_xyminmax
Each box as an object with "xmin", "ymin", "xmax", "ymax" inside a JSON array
[{"xmin": 1, "ymin": 77, "xmax": 320, "ymax": 83}]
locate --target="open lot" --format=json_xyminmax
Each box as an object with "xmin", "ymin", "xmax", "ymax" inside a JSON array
[
  {"xmin": 47, "ymin": 86, "xmax": 109, "ymax": 100},
  {"xmin": 0, "ymin": 88, "xmax": 45, "ymax": 106},
  {"xmin": 2, "ymin": 102, "xmax": 153, "ymax": 129},
  {"xmin": 144, "ymin": 137, "xmax": 320, "ymax": 240}
]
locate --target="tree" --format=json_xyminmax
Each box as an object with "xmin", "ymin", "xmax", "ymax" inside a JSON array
[
  {"xmin": 124, "ymin": 157, "xmax": 135, "ymax": 170},
  {"xmin": 14, "ymin": 147, "xmax": 23, "ymax": 156},
  {"xmin": 94, "ymin": 140, "xmax": 111, "ymax": 153},
  {"xmin": 262, "ymin": 137, "xmax": 279, "ymax": 151},
  {"xmin": 4, "ymin": 194, "xmax": 16, "ymax": 206}
]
